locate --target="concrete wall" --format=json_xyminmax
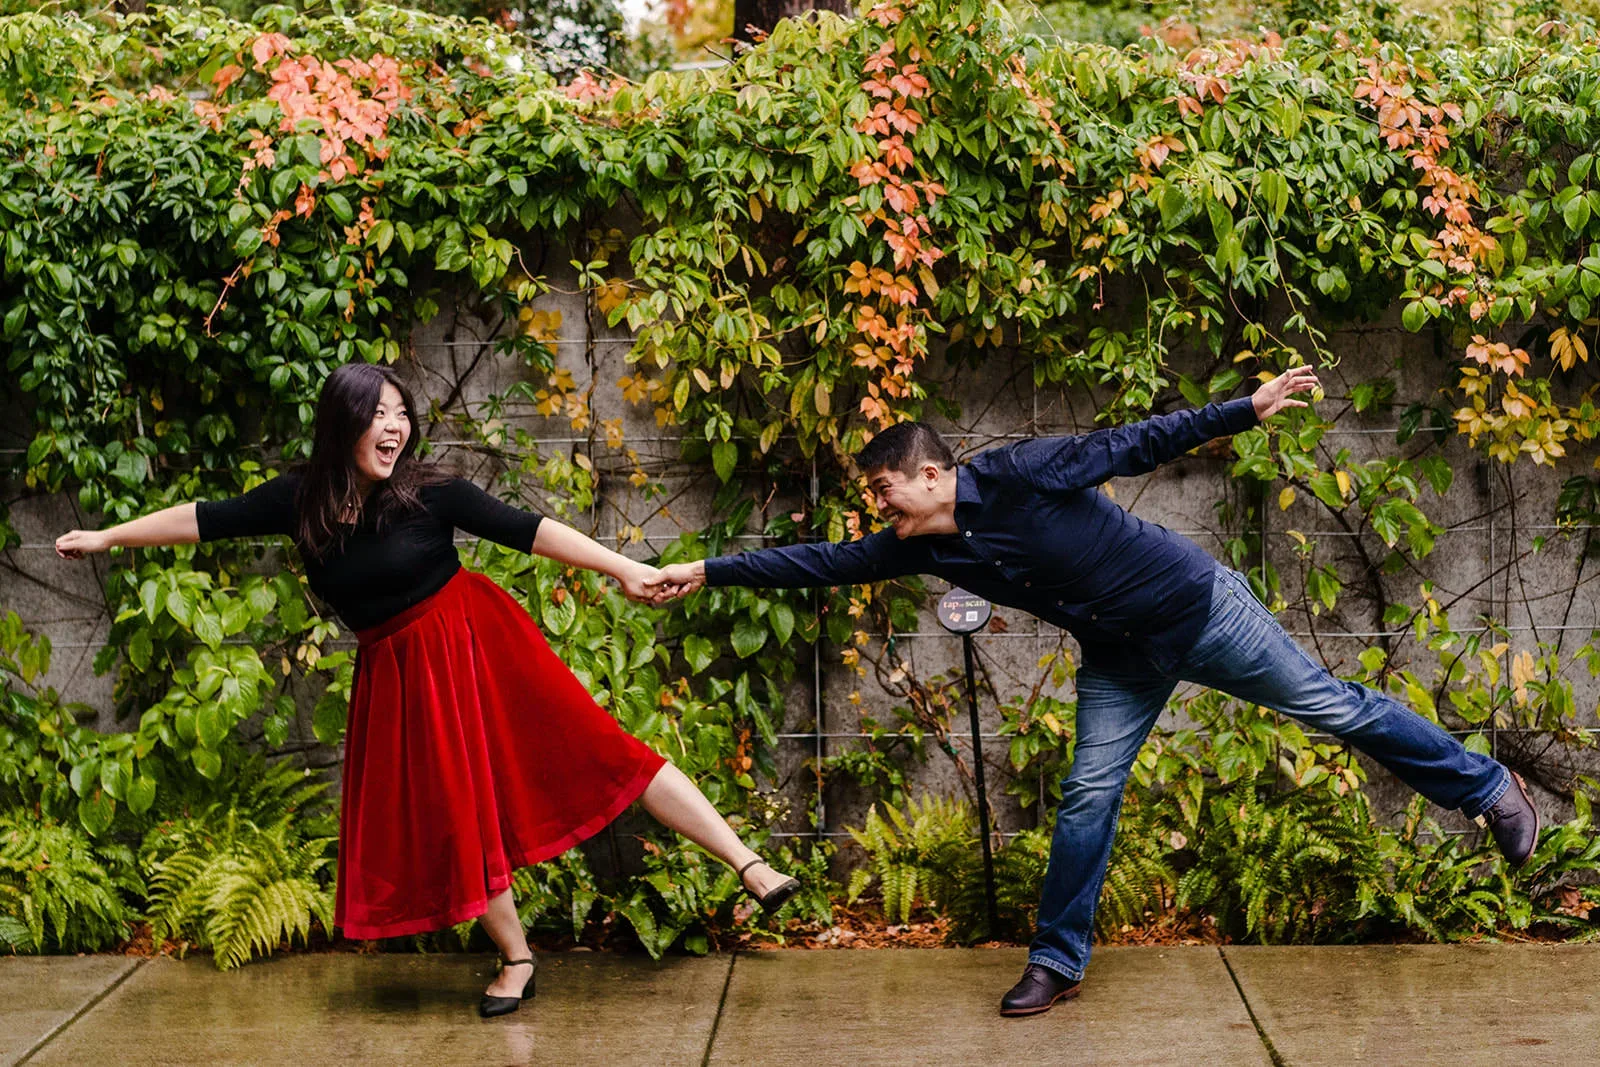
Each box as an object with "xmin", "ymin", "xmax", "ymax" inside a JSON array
[{"xmin": 5, "ymin": 252, "xmax": 1597, "ymax": 859}]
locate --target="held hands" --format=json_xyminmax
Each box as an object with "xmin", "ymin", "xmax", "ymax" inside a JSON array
[
  {"xmin": 54, "ymin": 529, "xmax": 111, "ymax": 560},
  {"xmin": 617, "ymin": 561, "xmax": 703, "ymax": 605},
  {"xmin": 640, "ymin": 562, "xmax": 704, "ymax": 605},
  {"xmin": 1251, "ymin": 364, "xmax": 1322, "ymax": 421}
]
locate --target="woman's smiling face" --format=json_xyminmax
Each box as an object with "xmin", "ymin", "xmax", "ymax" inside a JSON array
[{"xmin": 353, "ymin": 382, "xmax": 411, "ymax": 485}]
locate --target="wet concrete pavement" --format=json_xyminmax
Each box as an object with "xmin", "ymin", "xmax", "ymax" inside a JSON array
[{"xmin": 3, "ymin": 944, "xmax": 1595, "ymax": 1065}]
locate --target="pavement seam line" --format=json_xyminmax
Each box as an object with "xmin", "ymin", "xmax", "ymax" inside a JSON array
[
  {"xmin": 16, "ymin": 957, "xmax": 148, "ymax": 1066},
  {"xmin": 1218, "ymin": 948, "xmax": 1288, "ymax": 1067},
  {"xmin": 700, "ymin": 950, "xmax": 738, "ymax": 1067}
]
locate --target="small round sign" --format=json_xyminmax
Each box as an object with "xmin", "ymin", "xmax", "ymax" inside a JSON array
[{"xmin": 937, "ymin": 588, "xmax": 992, "ymax": 634}]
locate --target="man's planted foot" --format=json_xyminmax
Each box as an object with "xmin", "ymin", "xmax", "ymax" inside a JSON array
[
  {"xmin": 1482, "ymin": 771, "xmax": 1541, "ymax": 868},
  {"xmin": 1000, "ymin": 963, "xmax": 1081, "ymax": 1017}
]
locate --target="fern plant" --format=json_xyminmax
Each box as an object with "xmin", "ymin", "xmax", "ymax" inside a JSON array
[
  {"xmin": 0, "ymin": 807, "xmax": 141, "ymax": 952},
  {"xmin": 1096, "ymin": 793, "xmax": 1182, "ymax": 938},
  {"xmin": 1360, "ymin": 797, "xmax": 1505, "ymax": 940},
  {"xmin": 1176, "ymin": 781, "xmax": 1383, "ymax": 943},
  {"xmin": 939, "ymin": 825, "xmax": 1053, "ymax": 943},
  {"xmin": 845, "ymin": 795, "xmax": 975, "ymax": 924},
  {"xmin": 512, "ymin": 849, "xmax": 601, "ymax": 942},
  {"xmin": 141, "ymin": 755, "xmax": 336, "ymax": 970}
]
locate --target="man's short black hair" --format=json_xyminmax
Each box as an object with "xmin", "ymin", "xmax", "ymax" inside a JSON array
[{"xmin": 856, "ymin": 421, "xmax": 955, "ymax": 477}]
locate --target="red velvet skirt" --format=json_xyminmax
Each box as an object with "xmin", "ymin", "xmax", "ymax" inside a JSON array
[{"xmin": 333, "ymin": 569, "xmax": 665, "ymax": 940}]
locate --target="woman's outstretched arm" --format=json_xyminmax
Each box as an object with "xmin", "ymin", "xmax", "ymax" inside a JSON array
[
  {"xmin": 56, "ymin": 503, "xmax": 199, "ymax": 558},
  {"xmin": 428, "ymin": 478, "xmax": 662, "ymax": 604},
  {"xmin": 531, "ymin": 519, "xmax": 660, "ymax": 603}
]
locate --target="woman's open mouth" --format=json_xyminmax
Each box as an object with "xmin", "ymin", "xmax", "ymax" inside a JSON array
[{"xmin": 375, "ymin": 440, "xmax": 400, "ymax": 464}]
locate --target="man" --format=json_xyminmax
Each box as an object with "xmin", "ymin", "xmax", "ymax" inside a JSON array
[{"xmin": 646, "ymin": 366, "xmax": 1538, "ymax": 1017}]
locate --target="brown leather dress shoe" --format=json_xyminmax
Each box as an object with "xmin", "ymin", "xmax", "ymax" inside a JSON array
[
  {"xmin": 1482, "ymin": 771, "xmax": 1541, "ymax": 868},
  {"xmin": 1000, "ymin": 963, "xmax": 1082, "ymax": 1017}
]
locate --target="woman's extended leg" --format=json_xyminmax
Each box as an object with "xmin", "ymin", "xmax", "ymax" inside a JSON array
[
  {"xmin": 479, "ymin": 887, "xmax": 535, "ymax": 997},
  {"xmin": 639, "ymin": 762, "xmax": 792, "ymax": 896}
]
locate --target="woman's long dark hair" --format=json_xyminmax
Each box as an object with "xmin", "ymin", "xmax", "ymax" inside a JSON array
[{"xmin": 296, "ymin": 363, "xmax": 447, "ymax": 560}]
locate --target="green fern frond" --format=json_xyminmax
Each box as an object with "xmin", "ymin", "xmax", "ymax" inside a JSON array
[
  {"xmin": 0, "ymin": 807, "xmax": 137, "ymax": 952},
  {"xmin": 843, "ymin": 795, "xmax": 976, "ymax": 924},
  {"xmin": 139, "ymin": 761, "xmax": 337, "ymax": 970}
]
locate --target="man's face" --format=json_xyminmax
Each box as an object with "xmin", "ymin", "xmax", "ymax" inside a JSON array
[{"xmin": 867, "ymin": 464, "xmax": 943, "ymax": 538}]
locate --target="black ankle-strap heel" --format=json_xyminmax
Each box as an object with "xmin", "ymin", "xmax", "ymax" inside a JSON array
[
  {"xmin": 738, "ymin": 858, "xmax": 802, "ymax": 913},
  {"xmin": 477, "ymin": 957, "xmax": 536, "ymax": 1019}
]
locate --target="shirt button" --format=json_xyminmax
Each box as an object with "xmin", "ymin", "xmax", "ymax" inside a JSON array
[
  {"xmin": 1124, "ymin": 631, "xmax": 1131, "ymax": 637},
  {"xmin": 1024, "ymin": 581, "xmax": 1032, "ymax": 587},
  {"xmin": 1090, "ymin": 613, "xmax": 1097, "ymax": 620},
  {"xmin": 1056, "ymin": 600, "xmax": 1063, "ymax": 606},
  {"xmin": 964, "ymin": 531, "xmax": 972, "ymax": 538},
  {"xmin": 994, "ymin": 561, "xmax": 1001, "ymax": 567}
]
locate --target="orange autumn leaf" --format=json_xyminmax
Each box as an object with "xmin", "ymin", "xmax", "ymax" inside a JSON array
[
  {"xmin": 213, "ymin": 64, "xmax": 244, "ymax": 94},
  {"xmin": 251, "ymin": 33, "xmax": 293, "ymax": 69}
]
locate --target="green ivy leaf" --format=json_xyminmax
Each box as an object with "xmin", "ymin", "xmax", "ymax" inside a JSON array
[
  {"xmin": 126, "ymin": 773, "xmax": 157, "ymax": 815},
  {"xmin": 711, "ymin": 440, "xmax": 737, "ymax": 483},
  {"xmin": 69, "ymin": 758, "xmax": 96, "ymax": 797},
  {"xmin": 1570, "ymin": 154, "xmax": 1594, "ymax": 187},
  {"xmin": 175, "ymin": 703, "xmax": 197, "ymax": 744},
  {"xmin": 1307, "ymin": 472, "xmax": 1344, "ymax": 509},
  {"xmin": 325, "ymin": 191, "xmax": 354, "ymax": 225},
  {"xmin": 165, "ymin": 588, "xmax": 194, "ymax": 627},
  {"xmin": 1400, "ymin": 300, "xmax": 1427, "ymax": 333},
  {"xmin": 193, "ymin": 610, "xmax": 223, "ymax": 651},
  {"xmin": 1157, "ymin": 183, "xmax": 1191, "ymax": 229},
  {"xmin": 128, "ymin": 628, "xmax": 152, "ymax": 672},
  {"xmin": 683, "ymin": 634, "xmax": 716, "ymax": 673},
  {"xmin": 542, "ymin": 591, "xmax": 577, "ymax": 635},
  {"xmin": 78, "ymin": 790, "xmax": 115, "ymax": 836},
  {"xmin": 768, "ymin": 602, "xmax": 796, "ymax": 645},
  {"xmin": 313, "ymin": 693, "xmax": 347, "ymax": 745},
  {"xmin": 730, "ymin": 615, "xmax": 768, "ymax": 658},
  {"xmin": 191, "ymin": 747, "xmax": 222, "ymax": 779},
  {"xmin": 1418, "ymin": 455, "xmax": 1453, "ymax": 496},
  {"xmin": 370, "ymin": 219, "xmax": 394, "ymax": 254},
  {"xmin": 195, "ymin": 703, "xmax": 227, "ymax": 749},
  {"xmin": 1564, "ymin": 194, "xmax": 1592, "ymax": 234},
  {"xmin": 99, "ymin": 758, "xmax": 127, "ymax": 800}
]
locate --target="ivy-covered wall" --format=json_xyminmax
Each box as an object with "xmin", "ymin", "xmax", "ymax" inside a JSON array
[{"xmin": 3, "ymin": 2, "xmax": 1600, "ymax": 956}]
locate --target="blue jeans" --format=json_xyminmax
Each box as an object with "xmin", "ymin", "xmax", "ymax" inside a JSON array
[{"xmin": 1027, "ymin": 566, "xmax": 1511, "ymax": 982}]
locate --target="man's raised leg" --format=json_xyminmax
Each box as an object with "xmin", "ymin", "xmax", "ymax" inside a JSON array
[{"xmin": 1179, "ymin": 568, "xmax": 1537, "ymax": 861}]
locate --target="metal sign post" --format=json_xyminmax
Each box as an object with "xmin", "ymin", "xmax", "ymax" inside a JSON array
[{"xmin": 937, "ymin": 587, "xmax": 998, "ymax": 936}]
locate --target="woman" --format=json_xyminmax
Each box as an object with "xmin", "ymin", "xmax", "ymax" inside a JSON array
[{"xmin": 56, "ymin": 363, "xmax": 799, "ymax": 1017}]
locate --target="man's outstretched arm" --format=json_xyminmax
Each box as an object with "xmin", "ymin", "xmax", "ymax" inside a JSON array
[
  {"xmin": 1003, "ymin": 366, "xmax": 1319, "ymax": 491},
  {"xmin": 648, "ymin": 528, "xmax": 912, "ymax": 600}
]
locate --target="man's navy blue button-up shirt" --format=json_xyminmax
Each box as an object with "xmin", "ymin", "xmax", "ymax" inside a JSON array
[{"xmin": 704, "ymin": 397, "xmax": 1260, "ymax": 674}]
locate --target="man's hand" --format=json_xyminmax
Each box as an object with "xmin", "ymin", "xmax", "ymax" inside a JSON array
[
  {"xmin": 644, "ymin": 561, "xmax": 706, "ymax": 604},
  {"xmin": 1252, "ymin": 365, "xmax": 1321, "ymax": 421}
]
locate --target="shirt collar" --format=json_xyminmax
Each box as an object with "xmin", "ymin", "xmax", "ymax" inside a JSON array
[{"xmin": 954, "ymin": 463, "xmax": 983, "ymax": 520}]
